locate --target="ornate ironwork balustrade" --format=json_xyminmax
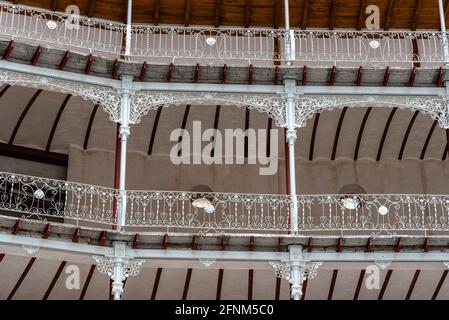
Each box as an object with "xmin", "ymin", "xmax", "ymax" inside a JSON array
[
  {"xmin": 0, "ymin": 171, "xmax": 449, "ymax": 236},
  {"xmin": 0, "ymin": 1, "xmax": 446, "ymax": 67}
]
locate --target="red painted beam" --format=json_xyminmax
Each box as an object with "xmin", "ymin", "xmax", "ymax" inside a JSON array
[
  {"xmin": 329, "ymin": 66, "xmax": 336, "ymax": 85},
  {"xmin": 353, "ymin": 270, "xmax": 366, "ymax": 300},
  {"xmin": 408, "ymin": 66, "xmax": 416, "ymax": 87},
  {"xmin": 79, "ymin": 265, "xmax": 95, "ymax": 300},
  {"xmin": 395, "ymin": 237, "xmax": 402, "ymax": 252},
  {"xmin": 12, "ymin": 219, "xmax": 21, "ymax": 235},
  {"xmin": 248, "ymin": 64, "xmax": 253, "ymax": 84},
  {"xmin": 112, "ymin": 59, "xmax": 119, "ymax": 79},
  {"xmin": 366, "ymin": 237, "xmax": 372, "ymax": 252},
  {"xmin": 194, "ymin": 63, "xmax": 200, "ymax": 83},
  {"xmin": 431, "ymin": 270, "xmax": 448, "ymax": 300},
  {"xmin": 328, "ymin": 270, "xmax": 338, "ymax": 300},
  {"xmin": 249, "ymin": 236, "xmax": 255, "ymax": 251},
  {"xmin": 72, "ymin": 227, "xmax": 80, "ymax": 243},
  {"xmin": 182, "ymin": 268, "xmax": 192, "ymax": 300},
  {"xmin": 31, "ymin": 46, "xmax": 42, "ymax": 65},
  {"xmin": 191, "ymin": 235, "xmax": 197, "ymax": 250},
  {"xmin": 424, "ymin": 238, "xmax": 430, "ymax": 252},
  {"xmin": 167, "ymin": 63, "xmax": 174, "ymax": 82},
  {"xmin": 307, "ymin": 237, "xmax": 313, "ymax": 252},
  {"xmin": 99, "ymin": 231, "xmax": 107, "ymax": 246},
  {"xmin": 221, "ymin": 235, "xmax": 227, "ymax": 250},
  {"xmin": 302, "ymin": 66, "xmax": 307, "ymax": 85},
  {"xmin": 7, "ymin": 257, "xmax": 36, "ymax": 300},
  {"xmin": 274, "ymin": 66, "xmax": 279, "ymax": 85},
  {"xmin": 42, "ymin": 223, "xmax": 51, "ymax": 239},
  {"xmin": 248, "ymin": 269, "xmax": 254, "ymax": 300},
  {"xmin": 277, "ymin": 237, "xmax": 283, "ymax": 251},
  {"xmin": 337, "ymin": 237, "xmax": 343, "ymax": 252},
  {"xmin": 222, "ymin": 64, "xmax": 227, "ymax": 84},
  {"xmin": 3, "ymin": 40, "xmax": 14, "ymax": 60},
  {"xmin": 301, "ymin": 279, "xmax": 308, "ymax": 300},
  {"xmin": 139, "ymin": 61, "xmax": 147, "ymax": 81},
  {"xmin": 162, "ymin": 233, "xmax": 168, "ymax": 249},
  {"xmin": 42, "ymin": 261, "xmax": 67, "ymax": 300},
  {"xmin": 378, "ymin": 270, "xmax": 393, "ymax": 300},
  {"xmin": 58, "ymin": 51, "xmax": 70, "ymax": 70},
  {"xmin": 132, "ymin": 233, "xmax": 140, "ymax": 249},
  {"xmin": 275, "ymin": 277, "xmax": 281, "ymax": 300},
  {"xmin": 383, "ymin": 67, "xmax": 390, "ymax": 86},
  {"xmin": 216, "ymin": 269, "xmax": 224, "ymax": 300},
  {"xmin": 436, "ymin": 67, "xmax": 443, "ymax": 87},
  {"xmin": 356, "ymin": 66, "xmax": 363, "ymax": 86},
  {"xmin": 151, "ymin": 268, "xmax": 163, "ymax": 300},
  {"xmin": 84, "ymin": 54, "xmax": 93, "ymax": 74},
  {"xmin": 405, "ymin": 270, "xmax": 420, "ymax": 300}
]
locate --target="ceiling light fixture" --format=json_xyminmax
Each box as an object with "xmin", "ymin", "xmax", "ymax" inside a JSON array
[
  {"xmin": 206, "ymin": 37, "xmax": 216, "ymax": 46},
  {"xmin": 190, "ymin": 185, "xmax": 215, "ymax": 213}
]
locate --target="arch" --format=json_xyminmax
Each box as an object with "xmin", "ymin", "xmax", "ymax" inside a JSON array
[
  {"xmin": 0, "ymin": 70, "xmax": 121, "ymax": 123},
  {"xmin": 295, "ymin": 95, "xmax": 448, "ymax": 129},
  {"xmin": 130, "ymin": 91, "xmax": 287, "ymax": 128}
]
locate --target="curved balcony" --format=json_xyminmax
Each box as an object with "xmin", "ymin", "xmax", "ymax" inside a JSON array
[
  {"xmin": 1, "ymin": 171, "xmax": 448, "ymax": 237},
  {"xmin": 0, "ymin": 1, "xmax": 446, "ymax": 67}
]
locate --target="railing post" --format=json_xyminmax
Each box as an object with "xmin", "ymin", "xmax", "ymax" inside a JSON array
[
  {"xmin": 125, "ymin": 0, "xmax": 132, "ymax": 59},
  {"xmin": 117, "ymin": 75, "xmax": 133, "ymax": 231},
  {"xmin": 438, "ymin": 0, "xmax": 449, "ymax": 66},
  {"xmin": 284, "ymin": 79, "xmax": 298, "ymax": 234}
]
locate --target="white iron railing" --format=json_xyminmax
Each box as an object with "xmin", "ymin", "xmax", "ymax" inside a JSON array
[
  {"xmin": 0, "ymin": 1, "xmax": 447, "ymax": 67},
  {"xmin": 0, "ymin": 1, "xmax": 125, "ymax": 58},
  {"xmin": 1, "ymin": 171, "xmax": 449, "ymax": 235},
  {"xmin": 0, "ymin": 171, "xmax": 118, "ymax": 226}
]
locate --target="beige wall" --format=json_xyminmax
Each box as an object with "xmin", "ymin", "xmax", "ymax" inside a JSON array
[{"xmin": 66, "ymin": 145, "xmax": 449, "ymax": 195}]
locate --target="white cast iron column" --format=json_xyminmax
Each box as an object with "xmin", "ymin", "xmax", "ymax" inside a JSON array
[
  {"xmin": 283, "ymin": 0, "xmax": 294, "ymax": 65},
  {"xmin": 438, "ymin": 0, "xmax": 449, "ymax": 66},
  {"xmin": 285, "ymin": 80, "xmax": 298, "ymax": 234},
  {"xmin": 125, "ymin": 0, "xmax": 132, "ymax": 59},
  {"xmin": 270, "ymin": 245, "xmax": 322, "ymax": 300},
  {"xmin": 93, "ymin": 242, "xmax": 144, "ymax": 300},
  {"xmin": 117, "ymin": 75, "xmax": 133, "ymax": 231}
]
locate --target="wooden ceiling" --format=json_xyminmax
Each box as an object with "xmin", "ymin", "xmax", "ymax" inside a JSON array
[{"xmin": 12, "ymin": 0, "xmax": 448, "ymax": 30}]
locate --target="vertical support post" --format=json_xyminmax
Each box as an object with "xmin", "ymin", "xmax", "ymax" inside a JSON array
[
  {"xmin": 125, "ymin": 0, "xmax": 132, "ymax": 59},
  {"xmin": 283, "ymin": 0, "xmax": 294, "ymax": 65},
  {"xmin": 117, "ymin": 75, "xmax": 133, "ymax": 231},
  {"xmin": 284, "ymin": 79, "xmax": 298, "ymax": 234},
  {"xmin": 438, "ymin": 0, "xmax": 449, "ymax": 66},
  {"xmin": 289, "ymin": 245, "xmax": 303, "ymax": 300},
  {"xmin": 111, "ymin": 258, "xmax": 125, "ymax": 300}
]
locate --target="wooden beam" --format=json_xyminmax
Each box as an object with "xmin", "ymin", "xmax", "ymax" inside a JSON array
[
  {"xmin": 58, "ymin": 51, "xmax": 70, "ymax": 70},
  {"xmin": 3, "ymin": 40, "xmax": 14, "ymax": 60},
  {"xmin": 329, "ymin": 66, "xmax": 336, "ymax": 85},
  {"xmin": 248, "ymin": 269, "xmax": 254, "ymax": 300},
  {"xmin": 384, "ymin": 0, "xmax": 395, "ymax": 30},
  {"xmin": 84, "ymin": 54, "xmax": 93, "ymax": 75},
  {"xmin": 153, "ymin": 0, "xmax": 161, "ymax": 25},
  {"xmin": 42, "ymin": 223, "xmax": 51, "ymax": 239},
  {"xmin": 132, "ymin": 234, "xmax": 140, "ymax": 248},
  {"xmin": 182, "ymin": 268, "xmax": 192, "ymax": 300},
  {"xmin": 112, "ymin": 59, "xmax": 119, "ymax": 80},
  {"xmin": 46, "ymin": 94, "xmax": 72, "ymax": 152},
  {"xmin": 378, "ymin": 270, "xmax": 393, "ymax": 300},
  {"xmin": 184, "ymin": 0, "xmax": 191, "ymax": 26},
  {"xmin": 12, "ymin": 219, "xmax": 21, "ymax": 235},
  {"xmin": 99, "ymin": 231, "xmax": 107, "ymax": 246},
  {"xmin": 273, "ymin": 0, "xmax": 281, "ymax": 29},
  {"xmin": 327, "ymin": 270, "xmax": 338, "ymax": 300},
  {"xmin": 329, "ymin": 0, "xmax": 337, "ymax": 30},
  {"xmin": 79, "ymin": 265, "xmax": 95, "ymax": 300},
  {"xmin": 139, "ymin": 62, "xmax": 147, "ymax": 81},
  {"xmin": 431, "ymin": 270, "xmax": 448, "ymax": 300},
  {"xmin": 72, "ymin": 227, "xmax": 81, "ymax": 242},
  {"xmin": 383, "ymin": 67, "xmax": 390, "ymax": 86},
  {"xmin": 437, "ymin": 67, "xmax": 444, "ymax": 87},
  {"xmin": 353, "ymin": 270, "xmax": 365, "ymax": 300},
  {"xmin": 167, "ymin": 63, "xmax": 174, "ymax": 82},
  {"xmin": 7, "ymin": 257, "xmax": 36, "ymax": 300},
  {"xmin": 222, "ymin": 64, "xmax": 228, "ymax": 84},
  {"xmin": 194, "ymin": 63, "xmax": 200, "ymax": 83},
  {"xmin": 356, "ymin": 0, "xmax": 367, "ymax": 30},
  {"xmin": 244, "ymin": 0, "xmax": 251, "ymax": 28},
  {"xmin": 405, "ymin": 270, "xmax": 420, "ymax": 300},
  {"xmin": 42, "ymin": 261, "xmax": 66, "ymax": 300},
  {"xmin": 376, "ymin": 107, "xmax": 398, "ymax": 161},
  {"xmin": 356, "ymin": 66, "xmax": 363, "ymax": 86},
  {"xmin": 302, "ymin": 65, "xmax": 307, "ymax": 85},
  {"xmin": 31, "ymin": 46, "xmax": 42, "ymax": 66},
  {"xmin": 411, "ymin": 0, "xmax": 422, "ymax": 31},
  {"xmin": 0, "ymin": 142, "xmax": 68, "ymax": 166},
  {"xmin": 50, "ymin": 0, "xmax": 57, "ymax": 11},
  {"xmin": 87, "ymin": 0, "xmax": 96, "ymax": 17},
  {"xmin": 216, "ymin": 269, "xmax": 224, "ymax": 300},
  {"xmin": 301, "ymin": 0, "xmax": 309, "ymax": 29},
  {"xmin": 83, "ymin": 104, "xmax": 99, "ymax": 150},
  {"xmin": 151, "ymin": 268, "xmax": 163, "ymax": 300},
  {"xmin": 214, "ymin": 0, "xmax": 222, "ymax": 27}
]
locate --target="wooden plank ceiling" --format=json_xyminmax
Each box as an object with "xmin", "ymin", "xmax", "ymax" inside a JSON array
[{"xmin": 12, "ymin": 0, "xmax": 447, "ymax": 29}]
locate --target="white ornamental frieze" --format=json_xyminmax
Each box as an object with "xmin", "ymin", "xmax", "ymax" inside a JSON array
[
  {"xmin": 0, "ymin": 70, "xmax": 122, "ymax": 122},
  {"xmin": 130, "ymin": 91, "xmax": 287, "ymax": 127},
  {"xmin": 295, "ymin": 95, "xmax": 449, "ymax": 128}
]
